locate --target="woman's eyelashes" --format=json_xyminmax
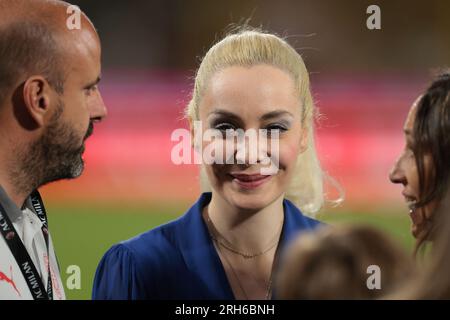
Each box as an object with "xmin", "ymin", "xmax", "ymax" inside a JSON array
[
  {"xmin": 265, "ymin": 123, "xmax": 289, "ymax": 135},
  {"xmin": 210, "ymin": 121, "xmax": 290, "ymax": 137},
  {"xmin": 213, "ymin": 122, "xmax": 239, "ymax": 139},
  {"xmin": 214, "ymin": 122, "xmax": 238, "ymax": 131},
  {"xmin": 405, "ymin": 139, "xmax": 416, "ymax": 157}
]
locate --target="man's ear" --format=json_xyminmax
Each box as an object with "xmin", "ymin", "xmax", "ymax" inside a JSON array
[{"xmin": 22, "ymin": 76, "xmax": 52, "ymax": 127}]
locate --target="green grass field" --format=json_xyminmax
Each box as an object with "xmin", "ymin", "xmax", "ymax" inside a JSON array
[{"xmin": 47, "ymin": 201, "xmax": 415, "ymax": 300}]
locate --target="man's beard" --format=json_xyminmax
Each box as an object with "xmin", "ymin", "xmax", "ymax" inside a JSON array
[{"xmin": 14, "ymin": 100, "xmax": 94, "ymax": 193}]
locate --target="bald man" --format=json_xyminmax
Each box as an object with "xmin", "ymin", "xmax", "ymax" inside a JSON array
[{"xmin": 0, "ymin": 0, "xmax": 107, "ymax": 300}]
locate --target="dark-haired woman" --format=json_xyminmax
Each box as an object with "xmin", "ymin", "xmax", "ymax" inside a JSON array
[{"xmin": 389, "ymin": 72, "xmax": 450, "ymax": 255}]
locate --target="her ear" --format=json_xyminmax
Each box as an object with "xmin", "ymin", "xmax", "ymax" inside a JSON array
[
  {"xmin": 189, "ymin": 117, "xmax": 205, "ymax": 154},
  {"xmin": 189, "ymin": 116, "xmax": 200, "ymax": 151},
  {"xmin": 299, "ymin": 127, "xmax": 309, "ymax": 153},
  {"xmin": 22, "ymin": 76, "xmax": 52, "ymax": 127},
  {"xmin": 189, "ymin": 117, "xmax": 195, "ymax": 149}
]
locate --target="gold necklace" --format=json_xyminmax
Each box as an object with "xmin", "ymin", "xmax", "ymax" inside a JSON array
[
  {"xmin": 213, "ymin": 235, "xmax": 275, "ymax": 300},
  {"xmin": 204, "ymin": 210, "xmax": 283, "ymax": 259},
  {"xmin": 203, "ymin": 207, "xmax": 282, "ymax": 300}
]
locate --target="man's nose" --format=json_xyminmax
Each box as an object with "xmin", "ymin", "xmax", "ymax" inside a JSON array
[{"xmin": 89, "ymin": 90, "xmax": 107, "ymax": 121}]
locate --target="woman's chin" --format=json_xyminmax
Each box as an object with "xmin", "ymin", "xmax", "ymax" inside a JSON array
[
  {"xmin": 225, "ymin": 189, "xmax": 274, "ymax": 212},
  {"xmin": 411, "ymin": 223, "xmax": 426, "ymax": 239},
  {"xmin": 411, "ymin": 224, "xmax": 419, "ymax": 239},
  {"xmin": 409, "ymin": 208, "xmax": 426, "ymax": 239}
]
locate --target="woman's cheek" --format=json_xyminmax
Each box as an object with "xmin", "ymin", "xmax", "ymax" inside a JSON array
[
  {"xmin": 278, "ymin": 139, "xmax": 301, "ymax": 173},
  {"xmin": 203, "ymin": 142, "xmax": 229, "ymax": 190},
  {"xmin": 204, "ymin": 163, "xmax": 224, "ymax": 191}
]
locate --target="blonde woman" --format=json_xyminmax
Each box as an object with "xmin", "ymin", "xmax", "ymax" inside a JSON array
[{"xmin": 93, "ymin": 28, "xmax": 332, "ymax": 300}]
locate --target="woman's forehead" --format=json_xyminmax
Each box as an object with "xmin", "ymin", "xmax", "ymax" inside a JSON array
[
  {"xmin": 404, "ymin": 100, "xmax": 419, "ymax": 131},
  {"xmin": 200, "ymin": 65, "xmax": 300, "ymax": 118}
]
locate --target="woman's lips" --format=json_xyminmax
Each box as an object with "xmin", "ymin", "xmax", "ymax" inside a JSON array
[
  {"xmin": 402, "ymin": 192, "xmax": 419, "ymax": 223},
  {"xmin": 229, "ymin": 173, "xmax": 273, "ymax": 189}
]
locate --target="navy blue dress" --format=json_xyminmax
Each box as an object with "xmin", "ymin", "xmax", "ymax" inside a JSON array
[{"xmin": 92, "ymin": 192, "xmax": 322, "ymax": 300}]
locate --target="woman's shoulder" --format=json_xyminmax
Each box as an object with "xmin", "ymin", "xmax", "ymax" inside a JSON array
[
  {"xmin": 283, "ymin": 198, "xmax": 324, "ymax": 230},
  {"xmin": 92, "ymin": 216, "xmax": 191, "ymax": 299},
  {"xmin": 300, "ymin": 214, "xmax": 323, "ymax": 229},
  {"xmin": 114, "ymin": 214, "xmax": 189, "ymax": 262}
]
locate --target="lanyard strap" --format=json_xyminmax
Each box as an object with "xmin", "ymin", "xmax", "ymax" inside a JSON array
[
  {"xmin": 29, "ymin": 191, "xmax": 53, "ymax": 300},
  {"xmin": 0, "ymin": 190, "xmax": 52, "ymax": 300}
]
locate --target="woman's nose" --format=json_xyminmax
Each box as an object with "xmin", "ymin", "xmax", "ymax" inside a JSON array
[{"xmin": 389, "ymin": 158, "xmax": 406, "ymax": 185}]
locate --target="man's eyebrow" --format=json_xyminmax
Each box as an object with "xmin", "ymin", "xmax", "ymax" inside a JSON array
[
  {"xmin": 260, "ymin": 110, "xmax": 294, "ymax": 121},
  {"xmin": 84, "ymin": 76, "xmax": 101, "ymax": 89}
]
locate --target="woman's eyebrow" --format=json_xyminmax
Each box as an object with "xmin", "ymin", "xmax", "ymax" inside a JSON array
[
  {"xmin": 207, "ymin": 109, "xmax": 294, "ymax": 122},
  {"xmin": 208, "ymin": 109, "xmax": 241, "ymax": 120},
  {"xmin": 260, "ymin": 110, "xmax": 294, "ymax": 121}
]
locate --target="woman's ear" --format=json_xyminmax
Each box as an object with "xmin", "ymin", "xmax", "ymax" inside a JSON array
[
  {"xmin": 299, "ymin": 126, "xmax": 309, "ymax": 154},
  {"xmin": 189, "ymin": 116, "xmax": 195, "ymax": 149},
  {"xmin": 189, "ymin": 116, "xmax": 202, "ymax": 151},
  {"xmin": 22, "ymin": 76, "xmax": 52, "ymax": 127}
]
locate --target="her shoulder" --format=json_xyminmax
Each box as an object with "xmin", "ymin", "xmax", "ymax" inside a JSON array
[
  {"xmin": 92, "ymin": 219, "xmax": 187, "ymax": 299},
  {"xmin": 117, "ymin": 216, "xmax": 186, "ymax": 262}
]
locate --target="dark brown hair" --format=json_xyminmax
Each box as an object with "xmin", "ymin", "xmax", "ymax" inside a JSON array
[
  {"xmin": 413, "ymin": 72, "xmax": 450, "ymax": 248},
  {"xmin": 276, "ymin": 225, "xmax": 415, "ymax": 299}
]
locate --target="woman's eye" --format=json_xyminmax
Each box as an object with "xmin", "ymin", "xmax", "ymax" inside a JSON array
[
  {"xmin": 408, "ymin": 149, "xmax": 415, "ymax": 157},
  {"xmin": 213, "ymin": 123, "xmax": 241, "ymax": 139},
  {"xmin": 405, "ymin": 141, "xmax": 415, "ymax": 155},
  {"xmin": 404, "ymin": 146, "xmax": 415, "ymax": 158},
  {"xmin": 265, "ymin": 124, "xmax": 288, "ymax": 136},
  {"xmin": 214, "ymin": 123, "xmax": 237, "ymax": 131},
  {"xmin": 267, "ymin": 124, "xmax": 287, "ymax": 131}
]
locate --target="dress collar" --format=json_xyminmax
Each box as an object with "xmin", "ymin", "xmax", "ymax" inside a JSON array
[{"xmin": 176, "ymin": 192, "xmax": 318, "ymax": 299}]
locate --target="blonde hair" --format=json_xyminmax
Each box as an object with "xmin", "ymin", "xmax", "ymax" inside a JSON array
[{"xmin": 185, "ymin": 28, "xmax": 332, "ymax": 216}]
